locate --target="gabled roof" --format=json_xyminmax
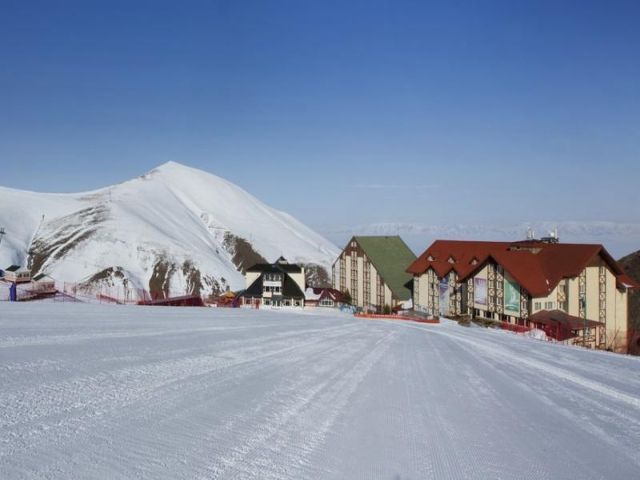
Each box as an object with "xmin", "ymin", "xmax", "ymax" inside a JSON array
[
  {"xmin": 33, "ymin": 273, "xmax": 54, "ymax": 282},
  {"xmin": 408, "ymin": 239, "xmax": 634, "ymax": 297},
  {"xmin": 246, "ymin": 262, "xmax": 302, "ymax": 274},
  {"xmin": 529, "ymin": 310, "xmax": 603, "ymax": 329},
  {"xmin": 313, "ymin": 287, "xmax": 348, "ymax": 303},
  {"xmin": 407, "ymin": 240, "xmax": 508, "ymax": 276},
  {"xmin": 617, "ymin": 273, "xmax": 640, "ymax": 290},
  {"xmin": 241, "ymin": 273, "xmax": 305, "ymax": 299},
  {"xmin": 353, "ymin": 236, "xmax": 416, "ymax": 301}
]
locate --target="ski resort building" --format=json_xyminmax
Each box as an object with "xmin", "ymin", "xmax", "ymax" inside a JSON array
[
  {"xmin": 305, "ymin": 287, "xmax": 349, "ymax": 308},
  {"xmin": 332, "ymin": 236, "xmax": 416, "ymax": 312},
  {"xmin": 3, "ymin": 265, "xmax": 31, "ymax": 283},
  {"xmin": 407, "ymin": 238, "xmax": 639, "ymax": 352},
  {"xmin": 240, "ymin": 257, "xmax": 306, "ymax": 308},
  {"xmin": 31, "ymin": 274, "xmax": 56, "ymax": 293}
]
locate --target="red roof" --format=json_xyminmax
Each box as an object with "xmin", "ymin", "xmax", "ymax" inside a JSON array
[
  {"xmin": 617, "ymin": 273, "xmax": 640, "ymax": 289},
  {"xmin": 407, "ymin": 239, "xmax": 634, "ymax": 297},
  {"xmin": 311, "ymin": 287, "xmax": 349, "ymax": 303},
  {"xmin": 529, "ymin": 309, "xmax": 603, "ymax": 341}
]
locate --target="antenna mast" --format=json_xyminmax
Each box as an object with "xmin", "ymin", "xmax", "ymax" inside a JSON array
[{"xmin": 0, "ymin": 227, "xmax": 5, "ymax": 246}]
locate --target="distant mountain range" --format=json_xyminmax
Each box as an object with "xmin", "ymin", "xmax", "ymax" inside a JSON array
[
  {"xmin": 325, "ymin": 221, "xmax": 640, "ymax": 258},
  {"xmin": 327, "ymin": 220, "xmax": 640, "ymax": 240},
  {"xmin": 0, "ymin": 162, "xmax": 339, "ymax": 298}
]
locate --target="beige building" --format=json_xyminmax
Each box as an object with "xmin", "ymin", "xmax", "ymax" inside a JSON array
[
  {"xmin": 3, "ymin": 265, "xmax": 31, "ymax": 283},
  {"xmin": 407, "ymin": 239, "xmax": 638, "ymax": 353},
  {"xmin": 332, "ymin": 236, "xmax": 416, "ymax": 312},
  {"xmin": 32, "ymin": 274, "xmax": 56, "ymax": 293}
]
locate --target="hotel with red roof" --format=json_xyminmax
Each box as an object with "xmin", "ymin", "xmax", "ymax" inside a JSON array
[{"xmin": 407, "ymin": 238, "xmax": 638, "ymax": 352}]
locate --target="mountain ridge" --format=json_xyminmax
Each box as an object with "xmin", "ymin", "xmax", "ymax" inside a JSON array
[{"xmin": 0, "ymin": 162, "xmax": 339, "ymax": 298}]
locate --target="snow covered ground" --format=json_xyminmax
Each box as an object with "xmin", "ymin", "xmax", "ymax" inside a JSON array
[{"xmin": 1, "ymin": 303, "xmax": 639, "ymax": 480}]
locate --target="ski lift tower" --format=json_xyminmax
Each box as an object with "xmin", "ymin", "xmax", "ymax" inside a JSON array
[{"xmin": 0, "ymin": 227, "xmax": 5, "ymax": 246}]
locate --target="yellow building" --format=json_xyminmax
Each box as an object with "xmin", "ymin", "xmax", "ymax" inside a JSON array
[
  {"xmin": 407, "ymin": 239, "xmax": 638, "ymax": 353},
  {"xmin": 3, "ymin": 265, "xmax": 31, "ymax": 283},
  {"xmin": 332, "ymin": 236, "xmax": 416, "ymax": 312}
]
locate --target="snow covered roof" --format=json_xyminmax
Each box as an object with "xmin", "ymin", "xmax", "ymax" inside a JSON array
[
  {"xmin": 305, "ymin": 288, "xmax": 321, "ymax": 300},
  {"xmin": 306, "ymin": 287, "xmax": 348, "ymax": 303},
  {"xmin": 33, "ymin": 273, "xmax": 54, "ymax": 282},
  {"xmin": 246, "ymin": 261, "xmax": 303, "ymax": 274}
]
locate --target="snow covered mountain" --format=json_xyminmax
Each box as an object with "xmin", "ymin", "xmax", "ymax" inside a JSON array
[{"xmin": 0, "ymin": 162, "xmax": 339, "ymax": 297}]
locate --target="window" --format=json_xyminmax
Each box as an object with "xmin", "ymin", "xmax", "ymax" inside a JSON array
[
  {"xmin": 534, "ymin": 302, "xmax": 541, "ymax": 310},
  {"xmin": 320, "ymin": 299, "xmax": 334, "ymax": 307},
  {"xmin": 545, "ymin": 301, "xmax": 554, "ymax": 310},
  {"xmin": 294, "ymin": 300, "xmax": 301, "ymax": 307},
  {"xmin": 376, "ymin": 275, "xmax": 384, "ymax": 308},
  {"xmin": 263, "ymin": 285, "xmax": 282, "ymax": 294},
  {"xmin": 363, "ymin": 258, "xmax": 371, "ymax": 308},
  {"xmin": 351, "ymin": 254, "xmax": 358, "ymax": 304}
]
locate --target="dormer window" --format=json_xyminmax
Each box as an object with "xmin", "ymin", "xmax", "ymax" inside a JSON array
[
  {"xmin": 427, "ymin": 255, "xmax": 435, "ymax": 261},
  {"xmin": 470, "ymin": 257, "xmax": 478, "ymax": 265},
  {"xmin": 448, "ymin": 256, "xmax": 456, "ymax": 264}
]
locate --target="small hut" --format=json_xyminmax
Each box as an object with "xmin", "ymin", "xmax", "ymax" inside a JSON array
[
  {"xmin": 32, "ymin": 274, "xmax": 56, "ymax": 293},
  {"xmin": 4, "ymin": 265, "xmax": 31, "ymax": 283}
]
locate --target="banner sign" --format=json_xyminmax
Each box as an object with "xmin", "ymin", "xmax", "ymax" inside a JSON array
[
  {"xmin": 439, "ymin": 278, "xmax": 449, "ymax": 316},
  {"xmin": 474, "ymin": 278, "xmax": 487, "ymax": 306},
  {"xmin": 504, "ymin": 277, "xmax": 520, "ymax": 314}
]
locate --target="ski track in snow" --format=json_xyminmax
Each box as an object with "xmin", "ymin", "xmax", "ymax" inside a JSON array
[{"xmin": 1, "ymin": 303, "xmax": 639, "ymax": 480}]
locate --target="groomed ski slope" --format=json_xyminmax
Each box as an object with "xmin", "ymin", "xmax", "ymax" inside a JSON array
[{"xmin": 1, "ymin": 304, "xmax": 639, "ymax": 480}]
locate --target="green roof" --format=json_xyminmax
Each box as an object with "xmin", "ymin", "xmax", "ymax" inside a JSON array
[{"xmin": 354, "ymin": 236, "xmax": 416, "ymax": 301}]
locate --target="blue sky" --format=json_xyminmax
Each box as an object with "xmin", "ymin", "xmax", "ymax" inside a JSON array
[{"xmin": 1, "ymin": 0, "xmax": 639, "ymax": 251}]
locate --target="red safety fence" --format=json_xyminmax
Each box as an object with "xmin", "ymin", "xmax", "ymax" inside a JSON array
[
  {"xmin": 355, "ymin": 313, "xmax": 440, "ymax": 324},
  {"xmin": 0, "ymin": 280, "xmax": 208, "ymax": 306},
  {"xmin": 499, "ymin": 321, "xmax": 531, "ymax": 334}
]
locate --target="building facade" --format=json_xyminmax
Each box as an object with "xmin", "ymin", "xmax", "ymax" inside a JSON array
[
  {"xmin": 32, "ymin": 274, "xmax": 56, "ymax": 293},
  {"xmin": 408, "ymin": 239, "xmax": 637, "ymax": 353},
  {"xmin": 3, "ymin": 265, "xmax": 31, "ymax": 283},
  {"xmin": 240, "ymin": 257, "xmax": 306, "ymax": 308},
  {"xmin": 332, "ymin": 236, "xmax": 416, "ymax": 312}
]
